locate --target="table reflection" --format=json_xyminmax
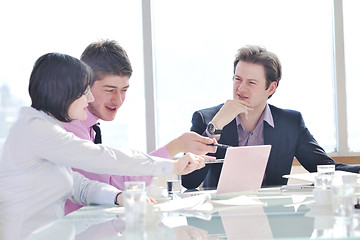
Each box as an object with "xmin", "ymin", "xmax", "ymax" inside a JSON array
[
  {"xmin": 20, "ymin": 205, "xmax": 214, "ymax": 240},
  {"xmin": 7, "ymin": 187, "xmax": 360, "ymax": 240},
  {"xmin": 306, "ymin": 203, "xmax": 360, "ymax": 238},
  {"xmin": 219, "ymin": 205, "xmax": 272, "ymax": 239},
  {"xmin": 186, "ymin": 205, "xmax": 271, "ymax": 239}
]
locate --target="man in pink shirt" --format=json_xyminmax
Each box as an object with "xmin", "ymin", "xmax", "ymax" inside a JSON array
[{"xmin": 63, "ymin": 40, "xmax": 216, "ymax": 214}]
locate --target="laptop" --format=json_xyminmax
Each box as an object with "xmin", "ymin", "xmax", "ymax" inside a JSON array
[{"xmin": 179, "ymin": 145, "xmax": 272, "ymax": 198}]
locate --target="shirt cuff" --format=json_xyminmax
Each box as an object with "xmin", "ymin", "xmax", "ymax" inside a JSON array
[
  {"xmin": 150, "ymin": 146, "xmax": 171, "ymax": 159},
  {"xmin": 205, "ymin": 129, "xmax": 220, "ymax": 141},
  {"xmin": 98, "ymin": 187, "xmax": 121, "ymax": 205},
  {"xmin": 145, "ymin": 155, "xmax": 174, "ymax": 176}
]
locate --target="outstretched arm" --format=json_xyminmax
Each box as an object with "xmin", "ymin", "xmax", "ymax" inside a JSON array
[
  {"xmin": 165, "ymin": 132, "xmax": 217, "ymax": 158},
  {"xmin": 173, "ymin": 153, "xmax": 215, "ymax": 175}
]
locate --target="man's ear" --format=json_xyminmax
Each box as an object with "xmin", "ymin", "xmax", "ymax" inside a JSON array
[{"xmin": 268, "ymin": 81, "xmax": 277, "ymax": 96}]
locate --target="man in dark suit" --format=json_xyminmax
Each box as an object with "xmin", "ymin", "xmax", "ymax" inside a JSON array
[{"xmin": 182, "ymin": 45, "xmax": 360, "ymax": 189}]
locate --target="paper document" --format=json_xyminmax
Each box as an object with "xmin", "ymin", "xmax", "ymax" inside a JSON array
[
  {"xmin": 103, "ymin": 207, "xmax": 124, "ymax": 214},
  {"xmin": 155, "ymin": 194, "xmax": 213, "ymax": 212},
  {"xmin": 282, "ymin": 170, "xmax": 359, "ymax": 183},
  {"xmin": 212, "ymin": 195, "xmax": 265, "ymax": 206}
]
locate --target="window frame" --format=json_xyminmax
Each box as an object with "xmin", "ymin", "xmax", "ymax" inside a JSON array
[{"xmin": 141, "ymin": 0, "xmax": 359, "ymax": 157}]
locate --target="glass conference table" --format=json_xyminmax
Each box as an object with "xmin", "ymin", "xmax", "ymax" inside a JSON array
[{"xmin": 27, "ymin": 187, "xmax": 360, "ymax": 240}]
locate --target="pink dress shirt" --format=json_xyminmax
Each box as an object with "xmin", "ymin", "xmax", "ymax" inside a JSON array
[{"xmin": 62, "ymin": 109, "xmax": 170, "ymax": 214}]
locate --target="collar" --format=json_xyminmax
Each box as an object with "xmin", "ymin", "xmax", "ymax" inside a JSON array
[
  {"xmin": 235, "ymin": 103, "xmax": 274, "ymax": 130},
  {"xmin": 83, "ymin": 109, "xmax": 98, "ymax": 128}
]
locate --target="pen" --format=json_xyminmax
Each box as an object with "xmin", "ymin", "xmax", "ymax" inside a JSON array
[
  {"xmin": 208, "ymin": 143, "xmax": 232, "ymax": 149},
  {"xmin": 205, "ymin": 159, "xmax": 224, "ymax": 164},
  {"xmin": 280, "ymin": 184, "xmax": 314, "ymax": 191}
]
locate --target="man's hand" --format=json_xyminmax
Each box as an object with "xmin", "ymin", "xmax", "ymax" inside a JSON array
[
  {"xmin": 166, "ymin": 132, "xmax": 217, "ymax": 158},
  {"xmin": 173, "ymin": 153, "xmax": 215, "ymax": 175},
  {"xmin": 212, "ymin": 99, "xmax": 253, "ymax": 130}
]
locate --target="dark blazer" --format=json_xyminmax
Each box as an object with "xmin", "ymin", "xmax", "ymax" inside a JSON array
[{"xmin": 182, "ymin": 104, "xmax": 360, "ymax": 189}]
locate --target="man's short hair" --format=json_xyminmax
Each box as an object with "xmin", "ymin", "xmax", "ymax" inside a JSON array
[
  {"xmin": 80, "ymin": 39, "xmax": 133, "ymax": 81},
  {"xmin": 234, "ymin": 45, "xmax": 282, "ymax": 90}
]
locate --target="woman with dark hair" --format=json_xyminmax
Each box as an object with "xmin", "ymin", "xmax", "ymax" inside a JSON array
[{"xmin": 0, "ymin": 53, "xmax": 210, "ymax": 239}]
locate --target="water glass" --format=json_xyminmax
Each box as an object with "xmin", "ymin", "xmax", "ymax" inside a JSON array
[
  {"xmin": 167, "ymin": 178, "xmax": 181, "ymax": 197},
  {"xmin": 317, "ymin": 165, "xmax": 335, "ymax": 176},
  {"xmin": 331, "ymin": 176, "xmax": 355, "ymax": 218},
  {"xmin": 315, "ymin": 165, "xmax": 335, "ymax": 190},
  {"xmin": 123, "ymin": 181, "xmax": 146, "ymax": 229}
]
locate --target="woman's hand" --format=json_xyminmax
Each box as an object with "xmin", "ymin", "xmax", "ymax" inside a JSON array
[{"xmin": 173, "ymin": 153, "xmax": 215, "ymax": 175}]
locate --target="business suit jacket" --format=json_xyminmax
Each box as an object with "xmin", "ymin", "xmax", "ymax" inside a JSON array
[{"xmin": 182, "ymin": 104, "xmax": 360, "ymax": 189}]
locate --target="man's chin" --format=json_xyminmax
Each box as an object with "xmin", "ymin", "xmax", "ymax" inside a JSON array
[{"xmin": 101, "ymin": 114, "xmax": 116, "ymax": 121}]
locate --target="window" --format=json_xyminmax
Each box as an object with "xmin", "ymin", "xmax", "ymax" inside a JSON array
[
  {"xmin": 0, "ymin": 0, "xmax": 357, "ymax": 156},
  {"xmin": 343, "ymin": 0, "xmax": 360, "ymax": 152},
  {"xmin": 152, "ymin": 0, "xmax": 336, "ymax": 152},
  {"xmin": 0, "ymin": 0, "xmax": 146, "ymax": 151}
]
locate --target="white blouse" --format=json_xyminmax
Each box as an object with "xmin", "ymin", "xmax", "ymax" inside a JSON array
[{"xmin": 0, "ymin": 107, "xmax": 174, "ymax": 239}]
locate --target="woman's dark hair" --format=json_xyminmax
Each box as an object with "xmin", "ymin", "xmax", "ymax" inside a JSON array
[{"xmin": 29, "ymin": 52, "xmax": 94, "ymax": 122}]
